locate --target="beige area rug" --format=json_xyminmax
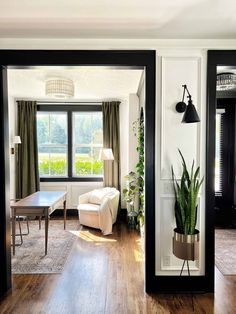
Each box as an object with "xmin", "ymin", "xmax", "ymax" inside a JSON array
[
  {"xmin": 215, "ymin": 228, "xmax": 236, "ymax": 275},
  {"xmin": 12, "ymin": 219, "xmax": 80, "ymax": 274}
]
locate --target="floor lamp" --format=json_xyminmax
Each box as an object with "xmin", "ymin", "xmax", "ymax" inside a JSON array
[{"xmin": 99, "ymin": 148, "xmax": 114, "ymax": 187}]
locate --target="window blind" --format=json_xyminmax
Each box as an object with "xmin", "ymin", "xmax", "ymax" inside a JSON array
[{"xmin": 215, "ymin": 109, "xmax": 225, "ymax": 196}]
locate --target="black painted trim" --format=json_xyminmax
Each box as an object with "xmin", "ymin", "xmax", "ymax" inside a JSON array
[
  {"xmin": 144, "ymin": 61, "xmax": 156, "ymax": 292},
  {"xmin": 40, "ymin": 177, "xmax": 103, "ymax": 182},
  {"xmin": 0, "ymin": 50, "xmax": 156, "ymax": 296},
  {"xmin": 37, "ymin": 104, "xmax": 102, "ymax": 111},
  {"xmin": 68, "ymin": 107, "xmax": 73, "ymax": 178},
  {"xmin": 0, "ymin": 66, "xmax": 11, "ymax": 296}
]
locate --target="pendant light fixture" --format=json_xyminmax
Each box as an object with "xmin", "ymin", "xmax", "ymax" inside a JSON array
[
  {"xmin": 216, "ymin": 73, "xmax": 236, "ymax": 91},
  {"xmin": 45, "ymin": 78, "xmax": 74, "ymax": 99}
]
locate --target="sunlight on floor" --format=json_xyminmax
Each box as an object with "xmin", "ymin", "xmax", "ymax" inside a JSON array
[
  {"xmin": 69, "ymin": 230, "xmax": 117, "ymax": 242},
  {"xmin": 134, "ymin": 248, "xmax": 144, "ymax": 262}
]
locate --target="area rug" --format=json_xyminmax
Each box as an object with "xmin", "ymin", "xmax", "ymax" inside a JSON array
[
  {"xmin": 215, "ymin": 229, "xmax": 236, "ymax": 275},
  {"xmin": 12, "ymin": 219, "xmax": 80, "ymax": 274}
]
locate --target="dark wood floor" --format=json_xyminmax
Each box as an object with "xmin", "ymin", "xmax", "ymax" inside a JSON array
[{"xmin": 0, "ymin": 220, "xmax": 235, "ymax": 314}]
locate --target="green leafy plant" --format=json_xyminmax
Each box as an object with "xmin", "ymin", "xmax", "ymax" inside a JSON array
[
  {"xmin": 133, "ymin": 110, "xmax": 144, "ymax": 226},
  {"xmin": 171, "ymin": 149, "xmax": 204, "ymax": 235},
  {"xmin": 123, "ymin": 110, "xmax": 144, "ymax": 228},
  {"xmin": 123, "ymin": 171, "xmax": 140, "ymax": 213}
]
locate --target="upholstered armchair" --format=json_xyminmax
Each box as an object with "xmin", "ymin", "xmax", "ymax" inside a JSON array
[{"xmin": 77, "ymin": 187, "xmax": 120, "ymax": 235}]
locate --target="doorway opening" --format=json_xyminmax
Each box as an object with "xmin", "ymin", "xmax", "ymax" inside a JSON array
[
  {"xmin": 0, "ymin": 50, "xmax": 156, "ymax": 296},
  {"xmin": 214, "ymin": 68, "xmax": 236, "ymax": 275},
  {"xmin": 207, "ymin": 51, "xmax": 236, "ymax": 289}
]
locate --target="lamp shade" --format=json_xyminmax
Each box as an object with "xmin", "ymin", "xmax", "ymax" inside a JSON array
[
  {"xmin": 99, "ymin": 148, "xmax": 114, "ymax": 161},
  {"xmin": 182, "ymin": 100, "xmax": 200, "ymax": 123},
  {"xmin": 13, "ymin": 136, "xmax": 21, "ymax": 144}
]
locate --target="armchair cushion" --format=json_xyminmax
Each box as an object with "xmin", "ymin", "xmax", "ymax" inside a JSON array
[
  {"xmin": 88, "ymin": 188, "xmax": 115, "ymax": 205},
  {"xmin": 77, "ymin": 203, "xmax": 100, "ymax": 214}
]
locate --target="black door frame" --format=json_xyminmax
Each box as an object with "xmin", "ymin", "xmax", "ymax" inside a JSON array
[
  {"xmin": 0, "ymin": 50, "xmax": 156, "ymax": 296},
  {"xmin": 206, "ymin": 50, "xmax": 236, "ymax": 293}
]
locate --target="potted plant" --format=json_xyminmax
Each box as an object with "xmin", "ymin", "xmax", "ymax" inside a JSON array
[
  {"xmin": 123, "ymin": 171, "xmax": 140, "ymax": 228},
  {"xmin": 172, "ymin": 150, "xmax": 204, "ymax": 261}
]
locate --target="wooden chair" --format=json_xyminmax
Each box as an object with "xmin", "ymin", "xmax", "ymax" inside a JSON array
[{"xmin": 10, "ymin": 199, "xmax": 30, "ymax": 246}]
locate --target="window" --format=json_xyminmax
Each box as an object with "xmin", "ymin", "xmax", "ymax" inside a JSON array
[
  {"xmin": 215, "ymin": 109, "xmax": 225, "ymax": 195},
  {"xmin": 73, "ymin": 112, "xmax": 103, "ymax": 176},
  {"xmin": 36, "ymin": 105, "xmax": 103, "ymax": 181},
  {"xmin": 37, "ymin": 112, "xmax": 68, "ymax": 177}
]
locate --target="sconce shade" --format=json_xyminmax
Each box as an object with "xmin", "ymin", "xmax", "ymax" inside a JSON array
[
  {"xmin": 99, "ymin": 148, "xmax": 114, "ymax": 161},
  {"xmin": 13, "ymin": 136, "xmax": 21, "ymax": 144},
  {"xmin": 182, "ymin": 99, "xmax": 200, "ymax": 123}
]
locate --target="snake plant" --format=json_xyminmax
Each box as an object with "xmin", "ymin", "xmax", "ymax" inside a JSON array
[{"xmin": 172, "ymin": 150, "xmax": 204, "ymax": 235}]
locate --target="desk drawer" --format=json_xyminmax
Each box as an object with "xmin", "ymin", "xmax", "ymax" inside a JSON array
[{"xmin": 13, "ymin": 208, "xmax": 45, "ymax": 216}]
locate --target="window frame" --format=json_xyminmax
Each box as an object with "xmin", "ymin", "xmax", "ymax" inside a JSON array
[{"xmin": 37, "ymin": 104, "xmax": 103, "ymax": 182}]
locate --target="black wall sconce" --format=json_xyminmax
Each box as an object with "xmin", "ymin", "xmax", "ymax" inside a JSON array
[{"xmin": 176, "ymin": 84, "xmax": 200, "ymax": 123}]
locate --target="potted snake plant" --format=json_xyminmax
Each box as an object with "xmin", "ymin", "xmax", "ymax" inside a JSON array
[{"xmin": 171, "ymin": 150, "xmax": 204, "ymax": 261}]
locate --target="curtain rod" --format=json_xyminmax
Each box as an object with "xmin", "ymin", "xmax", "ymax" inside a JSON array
[{"xmin": 36, "ymin": 101, "xmax": 103, "ymax": 105}]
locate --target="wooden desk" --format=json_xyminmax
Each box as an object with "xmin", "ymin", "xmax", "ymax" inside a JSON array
[{"xmin": 11, "ymin": 191, "xmax": 67, "ymax": 255}]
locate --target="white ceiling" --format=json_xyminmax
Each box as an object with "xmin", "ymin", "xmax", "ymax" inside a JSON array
[
  {"xmin": 7, "ymin": 67, "xmax": 143, "ymax": 101},
  {"xmin": 1, "ymin": 0, "xmax": 236, "ymax": 39}
]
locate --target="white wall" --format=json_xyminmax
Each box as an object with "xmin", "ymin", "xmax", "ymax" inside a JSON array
[
  {"xmin": 119, "ymin": 96, "xmax": 129, "ymax": 208},
  {"xmin": 40, "ymin": 181, "xmax": 103, "ymax": 209},
  {"xmin": 156, "ymin": 54, "xmax": 204, "ymax": 275},
  {"xmin": 137, "ymin": 70, "xmax": 145, "ymax": 111},
  {"xmin": 4, "ymin": 38, "xmax": 236, "ymax": 277},
  {"xmin": 120, "ymin": 93, "xmax": 141, "ymax": 208},
  {"xmin": 8, "ymin": 96, "xmax": 17, "ymax": 200},
  {"xmin": 128, "ymin": 94, "xmax": 139, "ymax": 173}
]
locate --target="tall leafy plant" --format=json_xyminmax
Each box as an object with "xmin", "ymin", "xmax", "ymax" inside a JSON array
[
  {"xmin": 123, "ymin": 109, "xmax": 145, "ymax": 226},
  {"xmin": 172, "ymin": 150, "xmax": 204, "ymax": 235},
  {"xmin": 133, "ymin": 109, "xmax": 144, "ymax": 225}
]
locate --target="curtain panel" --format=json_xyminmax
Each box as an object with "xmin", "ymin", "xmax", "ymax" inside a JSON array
[
  {"xmin": 16, "ymin": 101, "xmax": 40, "ymax": 198},
  {"xmin": 102, "ymin": 101, "xmax": 120, "ymax": 189}
]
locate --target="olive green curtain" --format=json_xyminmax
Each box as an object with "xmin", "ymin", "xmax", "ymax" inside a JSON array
[
  {"xmin": 102, "ymin": 101, "xmax": 120, "ymax": 189},
  {"xmin": 16, "ymin": 101, "xmax": 40, "ymax": 198}
]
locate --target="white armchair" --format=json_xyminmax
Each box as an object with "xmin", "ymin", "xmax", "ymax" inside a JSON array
[{"xmin": 77, "ymin": 187, "xmax": 120, "ymax": 235}]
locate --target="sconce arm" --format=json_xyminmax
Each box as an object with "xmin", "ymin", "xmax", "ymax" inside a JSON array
[{"xmin": 182, "ymin": 84, "xmax": 192, "ymax": 101}]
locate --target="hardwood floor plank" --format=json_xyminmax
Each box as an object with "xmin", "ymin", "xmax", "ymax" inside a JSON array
[{"xmin": 0, "ymin": 220, "xmax": 235, "ymax": 314}]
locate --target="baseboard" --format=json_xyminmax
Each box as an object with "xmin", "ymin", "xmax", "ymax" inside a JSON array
[
  {"xmin": 53, "ymin": 208, "xmax": 127, "ymax": 219},
  {"xmin": 51, "ymin": 209, "xmax": 78, "ymax": 217},
  {"xmin": 118, "ymin": 208, "xmax": 127, "ymax": 222}
]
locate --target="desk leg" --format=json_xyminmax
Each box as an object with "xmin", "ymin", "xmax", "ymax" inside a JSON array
[
  {"xmin": 63, "ymin": 199, "xmax": 67, "ymax": 230},
  {"xmin": 12, "ymin": 210, "xmax": 16, "ymax": 255},
  {"xmin": 45, "ymin": 209, "xmax": 49, "ymax": 255}
]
